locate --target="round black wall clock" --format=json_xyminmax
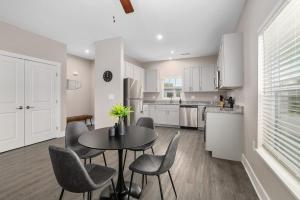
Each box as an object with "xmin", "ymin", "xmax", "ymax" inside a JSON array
[{"xmin": 103, "ymin": 70, "xmax": 113, "ymax": 82}]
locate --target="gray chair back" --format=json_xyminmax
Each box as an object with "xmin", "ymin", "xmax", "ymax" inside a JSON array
[
  {"xmin": 158, "ymin": 131, "xmax": 181, "ymax": 173},
  {"xmin": 65, "ymin": 122, "xmax": 88, "ymax": 148},
  {"xmin": 48, "ymin": 145, "xmax": 96, "ymax": 193},
  {"xmin": 136, "ymin": 117, "xmax": 155, "ymax": 130}
]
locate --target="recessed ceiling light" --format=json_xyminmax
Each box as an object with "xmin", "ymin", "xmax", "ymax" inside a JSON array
[
  {"xmin": 168, "ymin": 57, "xmax": 173, "ymax": 60},
  {"xmin": 156, "ymin": 34, "xmax": 163, "ymax": 40},
  {"xmin": 85, "ymin": 49, "xmax": 90, "ymax": 54},
  {"xmin": 180, "ymin": 52, "xmax": 191, "ymax": 56},
  {"xmin": 171, "ymin": 50, "xmax": 174, "ymax": 54}
]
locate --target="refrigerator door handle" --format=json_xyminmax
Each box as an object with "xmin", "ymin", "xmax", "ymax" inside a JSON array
[{"xmin": 140, "ymin": 100, "xmax": 144, "ymax": 113}]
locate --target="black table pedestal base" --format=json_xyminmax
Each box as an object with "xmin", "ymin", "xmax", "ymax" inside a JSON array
[{"xmin": 100, "ymin": 182, "xmax": 141, "ymax": 200}]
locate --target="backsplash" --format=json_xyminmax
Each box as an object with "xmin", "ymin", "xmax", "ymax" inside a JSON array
[{"xmin": 143, "ymin": 91, "xmax": 227, "ymax": 103}]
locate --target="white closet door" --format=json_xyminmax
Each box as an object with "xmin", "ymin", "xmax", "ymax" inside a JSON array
[
  {"xmin": 0, "ymin": 55, "xmax": 25, "ymax": 152},
  {"xmin": 25, "ymin": 61, "xmax": 58, "ymax": 145}
]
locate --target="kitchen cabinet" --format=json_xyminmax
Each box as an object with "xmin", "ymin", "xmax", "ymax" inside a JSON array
[
  {"xmin": 192, "ymin": 67, "xmax": 201, "ymax": 91},
  {"xmin": 205, "ymin": 112, "xmax": 243, "ymax": 161},
  {"xmin": 142, "ymin": 104, "xmax": 179, "ymax": 126},
  {"xmin": 124, "ymin": 62, "xmax": 133, "ymax": 78},
  {"xmin": 184, "ymin": 65, "xmax": 216, "ymax": 92},
  {"xmin": 183, "ymin": 68, "xmax": 192, "ymax": 92},
  {"xmin": 124, "ymin": 62, "xmax": 144, "ymax": 90},
  {"xmin": 201, "ymin": 65, "xmax": 217, "ymax": 91},
  {"xmin": 217, "ymin": 33, "xmax": 243, "ymax": 89},
  {"xmin": 184, "ymin": 67, "xmax": 201, "ymax": 92},
  {"xmin": 144, "ymin": 69, "xmax": 160, "ymax": 92}
]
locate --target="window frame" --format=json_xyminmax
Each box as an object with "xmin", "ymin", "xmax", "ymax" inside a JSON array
[
  {"xmin": 257, "ymin": 0, "xmax": 300, "ymax": 198},
  {"xmin": 162, "ymin": 78, "xmax": 183, "ymax": 100}
]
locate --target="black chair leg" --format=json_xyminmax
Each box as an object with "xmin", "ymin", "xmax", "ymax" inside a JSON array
[
  {"xmin": 89, "ymin": 158, "xmax": 92, "ymax": 164},
  {"xmin": 145, "ymin": 175, "xmax": 148, "ymax": 184},
  {"xmin": 157, "ymin": 175, "xmax": 164, "ymax": 200},
  {"xmin": 86, "ymin": 191, "xmax": 92, "ymax": 200},
  {"xmin": 168, "ymin": 170, "xmax": 177, "ymax": 198},
  {"xmin": 59, "ymin": 188, "xmax": 64, "ymax": 200},
  {"xmin": 151, "ymin": 147, "xmax": 155, "ymax": 155},
  {"xmin": 84, "ymin": 159, "xmax": 87, "ymax": 165},
  {"xmin": 111, "ymin": 179, "xmax": 117, "ymax": 200},
  {"xmin": 142, "ymin": 175, "xmax": 144, "ymax": 189},
  {"xmin": 134, "ymin": 151, "xmax": 137, "ymax": 160},
  {"xmin": 128, "ymin": 171, "xmax": 134, "ymax": 200},
  {"xmin": 123, "ymin": 150, "xmax": 128, "ymax": 172},
  {"xmin": 102, "ymin": 153, "xmax": 107, "ymax": 166}
]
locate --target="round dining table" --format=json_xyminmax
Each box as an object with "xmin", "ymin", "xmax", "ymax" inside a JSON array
[{"xmin": 78, "ymin": 126, "xmax": 158, "ymax": 200}]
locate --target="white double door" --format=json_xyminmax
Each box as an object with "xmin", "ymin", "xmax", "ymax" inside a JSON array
[{"xmin": 0, "ymin": 55, "xmax": 59, "ymax": 152}]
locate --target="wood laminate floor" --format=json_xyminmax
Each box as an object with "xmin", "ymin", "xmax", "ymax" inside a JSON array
[{"xmin": 0, "ymin": 127, "xmax": 258, "ymax": 200}]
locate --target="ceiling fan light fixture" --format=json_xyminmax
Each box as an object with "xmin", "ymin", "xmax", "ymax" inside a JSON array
[{"xmin": 120, "ymin": 0, "xmax": 134, "ymax": 14}]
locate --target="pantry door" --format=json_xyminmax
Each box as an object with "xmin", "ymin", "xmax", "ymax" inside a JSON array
[
  {"xmin": 0, "ymin": 55, "xmax": 25, "ymax": 152},
  {"xmin": 25, "ymin": 60, "xmax": 58, "ymax": 145}
]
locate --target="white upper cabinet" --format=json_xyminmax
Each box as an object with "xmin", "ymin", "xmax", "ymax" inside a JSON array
[
  {"xmin": 191, "ymin": 67, "xmax": 201, "ymax": 92},
  {"xmin": 133, "ymin": 65, "xmax": 140, "ymax": 81},
  {"xmin": 124, "ymin": 62, "xmax": 133, "ymax": 79},
  {"xmin": 144, "ymin": 69, "xmax": 160, "ymax": 92},
  {"xmin": 201, "ymin": 65, "xmax": 217, "ymax": 92},
  {"xmin": 184, "ymin": 65, "xmax": 216, "ymax": 92},
  {"xmin": 183, "ymin": 68, "xmax": 192, "ymax": 92},
  {"xmin": 217, "ymin": 33, "xmax": 243, "ymax": 89}
]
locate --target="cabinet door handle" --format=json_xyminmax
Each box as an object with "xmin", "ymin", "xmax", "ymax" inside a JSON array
[
  {"xmin": 16, "ymin": 106, "xmax": 23, "ymax": 110},
  {"xmin": 26, "ymin": 106, "xmax": 34, "ymax": 109}
]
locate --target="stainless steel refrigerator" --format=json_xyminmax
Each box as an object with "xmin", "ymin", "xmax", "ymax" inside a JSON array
[{"xmin": 124, "ymin": 78, "xmax": 143, "ymax": 126}]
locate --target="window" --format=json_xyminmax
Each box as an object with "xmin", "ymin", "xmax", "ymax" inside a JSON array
[
  {"xmin": 163, "ymin": 78, "xmax": 182, "ymax": 99},
  {"xmin": 258, "ymin": 0, "xmax": 300, "ymax": 179}
]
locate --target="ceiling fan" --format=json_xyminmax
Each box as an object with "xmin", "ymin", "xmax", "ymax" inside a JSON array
[{"xmin": 119, "ymin": 0, "xmax": 134, "ymax": 14}]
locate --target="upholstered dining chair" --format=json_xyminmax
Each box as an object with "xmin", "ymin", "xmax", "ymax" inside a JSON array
[
  {"xmin": 65, "ymin": 121, "xmax": 107, "ymax": 165},
  {"xmin": 48, "ymin": 145, "xmax": 117, "ymax": 200},
  {"xmin": 128, "ymin": 131, "xmax": 181, "ymax": 200},
  {"xmin": 123, "ymin": 117, "xmax": 156, "ymax": 171}
]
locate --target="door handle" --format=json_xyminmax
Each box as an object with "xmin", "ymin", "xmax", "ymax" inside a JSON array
[
  {"xmin": 26, "ymin": 106, "xmax": 34, "ymax": 109},
  {"xmin": 16, "ymin": 106, "xmax": 23, "ymax": 110}
]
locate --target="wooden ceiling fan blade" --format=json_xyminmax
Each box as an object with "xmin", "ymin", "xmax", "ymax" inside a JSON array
[{"xmin": 120, "ymin": 0, "xmax": 134, "ymax": 14}]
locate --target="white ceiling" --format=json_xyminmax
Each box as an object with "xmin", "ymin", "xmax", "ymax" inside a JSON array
[{"xmin": 0, "ymin": 0, "xmax": 246, "ymax": 62}]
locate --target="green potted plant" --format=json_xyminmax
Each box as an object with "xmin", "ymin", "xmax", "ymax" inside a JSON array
[{"xmin": 110, "ymin": 104, "xmax": 133, "ymax": 135}]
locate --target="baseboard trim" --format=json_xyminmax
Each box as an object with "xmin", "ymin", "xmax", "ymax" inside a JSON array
[
  {"xmin": 242, "ymin": 154, "xmax": 270, "ymax": 200},
  {"xmin": 57, "ymin": 131, "xmax": 65, "ymax": 138}
]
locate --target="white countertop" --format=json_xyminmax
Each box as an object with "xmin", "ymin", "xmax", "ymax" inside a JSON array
[{"xmin": 205, "ymin": 106, "xmax": 244, "ymax": 114}]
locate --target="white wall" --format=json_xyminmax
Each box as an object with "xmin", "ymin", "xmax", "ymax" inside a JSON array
[
  {"xmin": 0, "ymin": 21, "xmax": 67, "ymax": 131},
  {"xmin": 142, "ymin": 56, "xmax": 225, "ymax": 101},
  {"xmin": 229, "ymin": 0, "xmax": 297, "ymax": 199},
  {"xmin": 66, "ymin": 55, "xmax": 94, "ymax": 117},
  {"xmin": 94, "ymin": 37, "xmax": 124, "ymax": 128}
]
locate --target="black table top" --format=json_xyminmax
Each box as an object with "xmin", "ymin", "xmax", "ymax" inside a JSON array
[{"xmin": 78, "ymin": 126, "xmax": 158, "ymax": 150}]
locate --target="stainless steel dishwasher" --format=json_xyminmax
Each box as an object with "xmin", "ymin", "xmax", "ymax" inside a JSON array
[{"xmin": 179, "ymin": 105, "xmax": 198, "ymax": 128}]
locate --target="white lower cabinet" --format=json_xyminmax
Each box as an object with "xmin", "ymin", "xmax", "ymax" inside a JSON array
[
  {"xmin": 205, "ymin": 112, "xmax": 243, "ymax": 161},
  {"xmin": 142, "ymin": 104, "xmax": 179, "ymax": 126}
]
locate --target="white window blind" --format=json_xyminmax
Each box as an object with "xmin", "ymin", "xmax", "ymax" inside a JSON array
[{"xmin": 258, "ymin": 0, "xmax": 300, "ymax": 178}]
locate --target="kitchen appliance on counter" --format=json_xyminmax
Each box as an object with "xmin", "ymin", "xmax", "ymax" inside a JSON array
[
  {"xmin": 124, "ymin": 78, "xmax": 143, "ymax": 126},
  {"xmin": 179, "ymin": 105, "xmax": 198, "ymax": 128}
]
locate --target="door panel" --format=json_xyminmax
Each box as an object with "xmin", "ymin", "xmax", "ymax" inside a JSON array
[
  {"xmin": 202, "ymin": 65, "xmax": 217, "ymax": 91},
  {"xmin": 0, "ymin": 55, "xmax": 25, "ymax": 152},
  {"xmin": 192, "ymin": 67, "xmax": 200, "ymax": 91},
  {"xmin": 183, "ymin": 68, "xmax": 191, "ymax": 92},
  {"xmin": 25, "ymin": 61, "xmax": 57, "ymax": 145}
]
